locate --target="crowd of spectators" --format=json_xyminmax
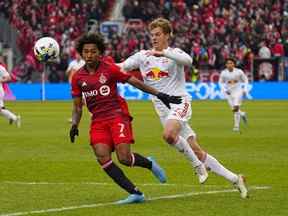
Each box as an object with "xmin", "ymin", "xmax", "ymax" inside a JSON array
[
  {"xmin": 0, "ymin": 0, "xmax": 115, "ymax": 83},
  {"xmin": 120, "ymin": 0, "xmax": 287, "ymax": 71},
  {"xmin": 1, "ymin": 0, "xmax": 288, "ymax": 82}
]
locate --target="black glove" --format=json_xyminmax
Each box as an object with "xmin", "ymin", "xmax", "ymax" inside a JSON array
[
  {"xmin": 70, "ymin": 124, "xmax": 79, "ymax": 143},
  {"xmin": 156, "ymin": 92, "xmax": 182, "ymax": 109}
]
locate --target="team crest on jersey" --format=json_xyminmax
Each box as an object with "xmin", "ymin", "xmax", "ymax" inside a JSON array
[
  {"xmin": 99, "ymin": 73, "xmax": 107, "ymax": 84},
  {"xmin": 146, "ymin": 67, "xmax": 169, "ymax": 80}
]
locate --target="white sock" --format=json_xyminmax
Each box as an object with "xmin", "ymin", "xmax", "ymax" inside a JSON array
[
  {"xmin": 233, "ymin": 112, "xmax": 240, "ymax": 128},
  {"xmin": 174, "ymin": 136, "xmax": 202, "ymax": 168},
  {"xmin": 204, "ymin": 154, "xmax": 238, "ymax": 183},
  {"xmin": 0, "ymin": 109, "xmax": 17, "ymax": 121},
  {"xmin": 239, "ymin": 110, "xmax": 245, "ymax": 116}
]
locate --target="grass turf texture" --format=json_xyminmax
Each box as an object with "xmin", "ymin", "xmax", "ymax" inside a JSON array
[{"xmin": 0, "ymin": 100, "xmax": 287, "ymax": 216}]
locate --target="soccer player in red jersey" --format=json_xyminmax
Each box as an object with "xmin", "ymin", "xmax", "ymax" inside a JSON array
[{"xmin": 69, "ymin": 33, "xmax": 182, "ymax": 204}]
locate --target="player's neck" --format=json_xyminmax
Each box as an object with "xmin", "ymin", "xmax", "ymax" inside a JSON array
[
  {"xmin": 153, "ymin": 44, "xmax": 168, "ymax": 51},
  {"xmin": 86, "ymin": 61, "xmax": 100, "ymax": 74}
]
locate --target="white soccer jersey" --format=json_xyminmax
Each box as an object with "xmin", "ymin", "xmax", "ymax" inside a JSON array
[
  {"xmin": 0, "ymin": 64, "xmax": 9, "ymax": 79},
  {"xmin": 219, "ymin": 68, "xmax": 248, "ymax": 94},
  {"xmin": 0, "ymin": 64, "xmax": 10, "ymax": 107},
  {"xmin": 122, "ymin": 47, "xmax": 196, "ymax": 139},
  {"xmin": 122, "ymin": 47, "xmax": 192, "ymax": 97}
]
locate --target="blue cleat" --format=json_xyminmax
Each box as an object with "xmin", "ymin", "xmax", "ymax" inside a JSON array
[
  {"xmin": 147, "ymin": 156, "xmax": 167, "ymax": 183},
  {"xmin": 116, "ymin": 194, "xmax": 145, "ymax": 204}
]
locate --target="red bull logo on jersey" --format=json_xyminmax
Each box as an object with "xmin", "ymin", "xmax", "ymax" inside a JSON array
[{"xmin": 146, "ymin": 67, "xmax": 169, "ymax": 81}]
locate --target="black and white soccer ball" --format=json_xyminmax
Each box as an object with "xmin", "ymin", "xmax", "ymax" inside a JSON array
[{"xmin": 33, "ymin": 37, "xmax": 60, "ymax": 62}]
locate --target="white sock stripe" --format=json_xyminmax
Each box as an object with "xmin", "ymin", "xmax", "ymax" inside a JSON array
[
  {"xmin": 131, "ymin": 153, "xmax": 135, "ymax": 166},
  {"xmin": 101, "ymin": 160, "xmax": 113, "ymax": 169}
]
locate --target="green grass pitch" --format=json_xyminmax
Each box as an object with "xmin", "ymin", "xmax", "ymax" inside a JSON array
[{"xmin": 0, "ymin": 100, "xmax": 287, "ymax": 216}]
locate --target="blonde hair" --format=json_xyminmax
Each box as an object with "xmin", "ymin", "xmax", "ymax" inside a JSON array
[{"xmin": 148, "ymin": 18, "xmax": 173, "ymax": 36}]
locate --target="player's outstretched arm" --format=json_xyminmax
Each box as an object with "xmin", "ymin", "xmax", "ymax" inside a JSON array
[
  {"xmin": 127, "ymin": 76, "xmax": 182, "ymax": 109},
  {"xmin": 70, "ymin": 97, "xmax": 83, "ymax": 143}
]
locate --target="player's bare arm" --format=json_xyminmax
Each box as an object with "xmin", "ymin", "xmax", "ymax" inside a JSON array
[
  {"xmin": 126, "ymin": 76, "xmax": 182, "ymax": 108},
  {"xmin": 70, "ymin": 97, "xmax": 83, "ymax": 143}
]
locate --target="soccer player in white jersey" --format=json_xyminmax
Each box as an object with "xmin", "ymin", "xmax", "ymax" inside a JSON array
[
  {"xmin": 118, "ymin": 18, "xmax": 248, "ymax": 198},
  {"xmin": 66, "ymin": 52, "xmax": 85, "ymax": 83},
  {"xmin": 0, "ymin": 62, "xmax": 21, "ymax": 127},
  {"xmin": 219, "ymin": 58, "xmax": 248, "ymax": 132}
]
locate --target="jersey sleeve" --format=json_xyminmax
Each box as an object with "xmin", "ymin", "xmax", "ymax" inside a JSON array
[
  {"xmin": 71, "ymin": 73, "xmax": 82, "ymax": 98},
  {"xmin": 163, "ymin": 47, "xmax": 193, "ymax": 66},
  {"xmin": 111, "ymin": 64, "xmax": 132, "ymax": 83},
  {"xmin": 122, "ymin": 51, "xmax": 143, "ymax": 71}
]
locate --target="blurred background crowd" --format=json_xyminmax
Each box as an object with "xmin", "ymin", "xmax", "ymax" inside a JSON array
[{"xmin": 0, "ymin": 0, "xmax": 288, "ymax": 83}]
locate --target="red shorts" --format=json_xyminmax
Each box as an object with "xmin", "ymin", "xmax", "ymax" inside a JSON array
[{"xmin": 90, "ymin": 115, "xmax": 135, "ymax": 149}]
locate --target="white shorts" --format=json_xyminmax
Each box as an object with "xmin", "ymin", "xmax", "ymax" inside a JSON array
[
  {"xmin": 0, "ymin": 84, "xmax": 5, "ymax": 107},
  {"xmin": 153, "ymin": 96, "xmax": 196, "ymax": 140},
  {"xmin": 226, "ymin": 90, "xmax": 243, "ymax": 108}
]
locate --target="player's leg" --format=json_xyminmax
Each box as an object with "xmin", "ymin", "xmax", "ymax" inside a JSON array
[
  {"xmin": 232, "ymin": 91, "xmax": 246, "ymax": 131},
  {"xmin": 112, "ymin": 117, "xmax": 166, "ymax": 183},
  {"xmin": 177, "ymin": 122, "xmax": 208, "ymax": 183},
  {"xmin": 236, "ymin": 92, "xmax": 247, "ymax": 124},
  {"xmin": 0, "ymin": 88, "xmax": 20, "ymax": 127},
  {"xmin": 163, "ymin": 119, "xmax": 202, "ymax": 167},
  {"xmin": 187, "ymin": 136, "xmax": 248, "ymax": 198},
  {"xmin": 162, "ymin": 118, "xmax": 208, "ymax": 183},
  {"xmin": 232, "ymin": 105, "xmax": 241, "ymax": 131},
  {"xmin": 226, "ymin": 94, "xmax": 239, "ymax": 131},
  {"xmin": 115, "ymin": 143, "xmax": 166, "ymax": 183},
  {"xmin": 92, "ymin": 143, "xmax": 144, "ymax": 203},
  {"xmin": 90, "ymin": 120, "xmax": 144, "ymax": 203}
]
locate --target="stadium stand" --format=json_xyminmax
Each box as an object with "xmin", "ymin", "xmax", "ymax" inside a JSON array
[{"xmin": 1, "ymin": 0, "xmax": 287, "ymax": 82}]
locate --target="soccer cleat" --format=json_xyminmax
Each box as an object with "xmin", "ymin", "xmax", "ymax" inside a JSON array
[
  {"xmin": 195, "ymin": 163, "xmax": 208, "ymax": 184},
  {"xmin": 116, "ymin": 194, "xmax": 145, "ymax": 205},
  {"xmin": 233, "ymin": 127, "xmax": 240, "ymax": 132},
  {"xmin": 241, "ymin": 113, "xmax": 248, "ymax": 125},
  {"xmin": 16, "ymin": 115, "xmax": 21, "ymax": 128},
  {"xmin": 9, "ymin": 118, "xmax": 13, "ymax": 125},
  {"xmin": 234, "ymin": 174, "xmax": 248, "ymax": 198},
  {"xmin": 147, "ymin": 156, "xmax": 167, "ymax": 183}
]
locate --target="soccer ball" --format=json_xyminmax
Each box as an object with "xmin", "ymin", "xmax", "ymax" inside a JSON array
[{"xmin": 33, "ymin": 37, "xmax": 60, "ymax": 62}]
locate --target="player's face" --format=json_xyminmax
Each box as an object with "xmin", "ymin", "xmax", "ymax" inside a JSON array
[
  {"xmin": 150, "ymin": 27, "xmax": 169, "ymax": 51},
  {"xmin": 226, "ymin": 60, "xmax": 235, "ymax": 71},
  {"xmin": 82, "ymin": 44, "xmax": 100, "ymax": 67}
]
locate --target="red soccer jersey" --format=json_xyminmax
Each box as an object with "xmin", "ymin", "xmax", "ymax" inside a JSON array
[{"xmin": 71, "ymin": 60, "xmax": 132, "ymax": 121}]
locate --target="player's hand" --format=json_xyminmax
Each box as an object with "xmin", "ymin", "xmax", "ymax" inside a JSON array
[
  {"xmin": 156, "ymin": 92, "xmax": 182, "ymax": 109},
  {"xmin": 70, "ymin": 125, "xmax": 79, "ymax": 143},
  {"xmin": 226, "ymin": 90, "xmax": 231, "ymax": 95}
]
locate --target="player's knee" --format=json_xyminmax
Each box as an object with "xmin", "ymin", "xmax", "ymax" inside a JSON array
[
  {"xmin": 97, "ymin": 155, "xmax": 111, "ymax": 165},
  {"xmin": 162, "ymin": 132, "xmax": 176, "ymax": 145},
  {"xmin": 117, "ymin": 153, "xmax": 131, "ymax": 166}
]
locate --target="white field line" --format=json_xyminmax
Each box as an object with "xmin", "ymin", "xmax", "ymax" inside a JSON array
[
  {"xmin": 1, "ymin": 181, "xmax": 236, "ymax": 188},
  {"xmin": 0, "ymin": 186, "xmax": 270, "ymax": 216}
]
